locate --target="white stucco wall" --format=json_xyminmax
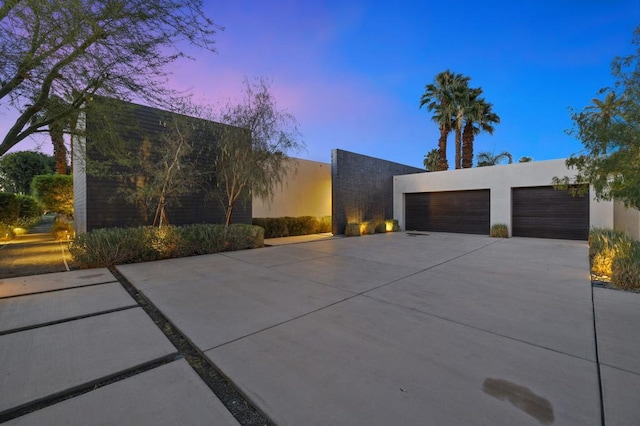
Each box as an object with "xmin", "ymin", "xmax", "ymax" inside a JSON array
[
  {"xmin": 252, "ymin": 158, "xmax": 331, "ymax": 218},
  {"xmin": 72, "ymin": 111, "xmax": 87, "ymax": 235},
  {"xmin": 614, "ymin": 202, "xmax": 640, "ymax": 241},
  {"xmin": 393, "ymin": 159, "xmax": 614, "ymax": 235}
]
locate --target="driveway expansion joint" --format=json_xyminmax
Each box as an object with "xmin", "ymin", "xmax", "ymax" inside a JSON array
[
  {"xmin": 591, "ymin": 279, "xmax": 606, "ymax": 426},
  {"xmin": 212, "ymin": 239, "xmax": 508, "ymax": 353},
  {"xmin": 0, "ymin": 305, "xmax": 139, "ymax": 336},
  {"xmin": 0, "ymin": 280, "xmax": 119, "ymax": 300},
  {"xmin": 0, "ymin": 353, "xmax": 180, "ymax": 423},
  {"xmin": 108, "ymin": 266, "xmax": 271, "ymax": 426}
]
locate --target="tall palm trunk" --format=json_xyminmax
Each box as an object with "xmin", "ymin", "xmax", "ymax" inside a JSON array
[
  {"xmin": 454, "ymin": 113, "xmax": 463, "ymax": 169},
  {"xmin": 437, "ymin": 124, "xmax": 449, "ymax": 171},
  {"xmin": 50, "ymin": 121, "xmax": 68, "ymax": 174},
  {"xmin": 462, "ymin": 121, "xmax": 474, "ymax": 168}
]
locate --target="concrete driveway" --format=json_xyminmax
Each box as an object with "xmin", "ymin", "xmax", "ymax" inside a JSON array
[{"xmin": 1, "ymin": 232, "xmax": 639, "ymax": 425}]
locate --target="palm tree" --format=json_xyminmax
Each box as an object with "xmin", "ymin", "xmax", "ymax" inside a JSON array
[
  {"xmin": 423, "ymin": 148, "xmax": 439, "ymax": 171},
  {"xmin": 462, "ymin": 99, "xmax": 500, "ymax": 168},
  {"xmin": 420, "ymin": 70, "xmax": 467, "ymax": 171},
  {"xmin": 476, "ymin": 150, "xmax": 513, "ymax": 167},
  {"xmin": 451, "ymin": 80, "xmax": 476, "ymax": 169}
]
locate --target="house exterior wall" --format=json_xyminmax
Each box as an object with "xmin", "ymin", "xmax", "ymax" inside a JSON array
[
  {"xmin": 614, "ymin": 202, "xmax": 640, "ymax": 240},
  {"xmin": 332, "ymin": 149, "xmax": 424, "ymax": 235},
  {"xmin": 74, "ymin": 98, "xmax": 251, "ymax": 234},
  {"xmin": 72, "ymin": 111, "xmax": 87, "ymax": 234},
  {"xmin": 252, "ymin": 158, "xmax": 331, "ymax": 218},
  {"xmin": 393, "ymin": 159, "xmax": 615, "ymax": 236}
]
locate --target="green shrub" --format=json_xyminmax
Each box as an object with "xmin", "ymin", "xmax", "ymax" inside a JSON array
[
  {"xmin": 489, "ymin": 223, "xmax": 509, "ymax": 238},
  {"xmin": 14, "ymin": 215, "xmax": 43, "ymax": 232},
  {"xmin": 16, "ymin": 195, "xmax": 43, "ymax": 219},
  {"xmin": 70, "ymin": 227, "xmax": 154, "ymax": 267},
  {"xmin": 0, "ymin": 223, "xmax": 15, "ymax": 241},
  {"xmin": 589, "ymin": 228, "xmax": 640, "ymax": 289},
  {"xmin": 252, "ymin": 218, "xmax": 267, "ymax": 231},
  {"xmin": 361, "ymin": 221, "xmax": 375, "ymax": 235},
  {"xmin": 317, "ymin": 216, "xmax": 332, "ymax": 233},
  {"xmin": 0, "ymin": 192, "xmax": 20, "ymax": 224},
  {"xmin": 611, "ymin": 246, "xmax": 640, "ymax": 290},
  {"xmin": 226, "ymin": 224, "xmax": 264, "ymax": 250},
  {"xmin": 253, "ymin": 216, "xmax": 333, "ymax": 238},
  {"xmin": 31, "ymin": 174, "xmax": 73, "ymax": 216},
  {"xmin": 70, "ymin": 224, "xmax": 264, "ymax": 268},
  {"xmin": 285, "ymin": 216, "xmax": 318, "ymax": 236},
  {"xmin": 253, "ymin": 217, "xmax": 288, "ymax": 238},
  {"xmin": 345, "ymin": 223, "xmax": 361, "ymax": 237},
  {"xmin": 51, "ymin": 220, "xmax": 75, "ymax": 240},
  {"xmin": 589, "ymin": 228, "xmax": 627, "ymax": 259},
  {"xmin": 176, "ymin": 224, "xmax": 227, "ymax": 255},
  {"xmin": 374, "ymin": 220, "xmax": 399, "ymax": 233}
]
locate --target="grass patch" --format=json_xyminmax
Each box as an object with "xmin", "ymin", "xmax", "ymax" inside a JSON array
[
  {"xmin": 51, "ymin": 215, "xmax": 75, "ymax": 240},
  {"xmin": 589, "ymin": 228, "xmax": 640, "ymax": 291},
  {"xmin": 489, "ymin": 223, "xmax": 509, "ymax": 238}
]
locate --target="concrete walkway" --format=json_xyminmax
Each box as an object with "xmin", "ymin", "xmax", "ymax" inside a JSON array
[
  {"xmin": 0, "ymin": 215, "xmax": 77, "ymax": 279},
  {"xmin": 1, "ymin": 232, "xmax": 639, "ymax": 424}
]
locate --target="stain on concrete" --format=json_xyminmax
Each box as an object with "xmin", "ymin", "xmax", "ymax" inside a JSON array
[{"xmin": 482, "ymin": 378, "xmax": 555, "ymax": 424}]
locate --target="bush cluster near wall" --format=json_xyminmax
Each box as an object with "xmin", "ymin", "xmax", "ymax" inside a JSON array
[
  {"xmin": 253, "ymin": 216, "xmax": 331, "ymax": 239},
  {"xmin": 31, "ymin": 174, "xmax": 74, "ymax": 216},
  {"xmin": 0, "ymin": 193, "xmax": 44, "ymax": 241},
  {"xmin": 344, "ymin": 219, "xmax": 399, "ymax": 237},
  {"xmin": 589, "ymin": 228, "xmax": 640, "ymax": 291},
  {"xmin": 69, "ymin": 224, "xmax": 264, "ymax": 268},
  {"xmin": 489, "ymin": 224, "xmax": 509, "ymax": 238}
]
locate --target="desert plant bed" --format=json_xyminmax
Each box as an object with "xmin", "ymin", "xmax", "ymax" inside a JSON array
[
  {"xmin": 70, "ymin": 224, "xmax": 264, "ymax": 268},
  {"xmin": 589, "ymin": 228, "xmax": 640, "ymax": 292}
]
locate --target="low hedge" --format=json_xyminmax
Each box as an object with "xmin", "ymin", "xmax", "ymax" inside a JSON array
[
  {"xmin": 69, "ymin": 224, "xmax": 264, "ymax": 268},
  {"xmin": 0, "ymin": 193, "xmax": 43, "ymax": 240},
  {"xmin": 17, "ymin": 195, "xmax": 44, "ymax": 218},
  {"xmin": 253, "ymin": 216, "xmax": 332, "ymax": 238},
  {"xmin": 0, "ymin": 192, "xmax": 20, "ymax": 223}
]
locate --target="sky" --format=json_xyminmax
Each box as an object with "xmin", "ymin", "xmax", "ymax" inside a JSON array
[{"xmin": 4, "ymin": 0, "xmax": 640, "ymax": 169}]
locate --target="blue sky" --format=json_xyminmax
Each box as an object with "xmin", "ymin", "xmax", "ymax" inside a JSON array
[{"xmin": 4, "ymin": 0, "xmax": 639, "ymax": 169}]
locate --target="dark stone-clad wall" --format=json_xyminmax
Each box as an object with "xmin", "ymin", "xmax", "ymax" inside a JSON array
[
  {"xmin": 331, "ymin": 149, "xmax": 424, "ymax": 235},
  {"xmin": 82, "ymin": 98, "xmax": 251, "ymax": 231}
]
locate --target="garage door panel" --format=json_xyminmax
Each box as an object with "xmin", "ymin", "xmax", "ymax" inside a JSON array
[
  {"xmin": 405, "ymin": 190, "xmax": 490, "ymax": 234},
  {"xmin": 512, "ymin": 186, "xmax": 589, "ymax": 240}
]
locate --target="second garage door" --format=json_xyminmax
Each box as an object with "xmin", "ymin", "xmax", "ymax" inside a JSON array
[
  {"xmin": 512, "ymin": 186, "xmax": 589, "ymax": 240},
  {"xmin": 405, "ymin": 190, "xmax": 490, "ymax": 234}
]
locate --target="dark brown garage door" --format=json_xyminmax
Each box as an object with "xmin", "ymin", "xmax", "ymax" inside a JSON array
[
  {"xmin": 512, "ymin": 186, "xmax": 589, "ymax": 240},
  {"xmin": 405, "ymin": 190, "xmax": 490, "ymax": 234}
]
